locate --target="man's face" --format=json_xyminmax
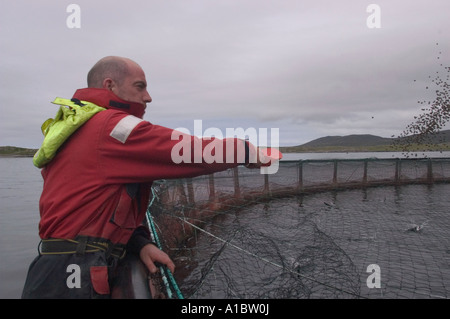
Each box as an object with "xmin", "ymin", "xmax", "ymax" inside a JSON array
[{"xmin": 111, "ymin": 62, "xmax": 152, "ymax": 113}]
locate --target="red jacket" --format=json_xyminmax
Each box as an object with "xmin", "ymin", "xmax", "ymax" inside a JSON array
[{"xmin": 38, "ymin": 88, "xmax": 251, "ymax": 245}]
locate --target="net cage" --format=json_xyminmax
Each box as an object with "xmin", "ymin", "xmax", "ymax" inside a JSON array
[{"xmin": 146, "ymin": 158, "xmax": 450, "ymax": 299}]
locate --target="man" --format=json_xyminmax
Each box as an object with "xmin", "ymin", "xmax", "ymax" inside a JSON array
[{"xmin": 22, "ymin": 56, "xmax": 267, "ymax": 298}]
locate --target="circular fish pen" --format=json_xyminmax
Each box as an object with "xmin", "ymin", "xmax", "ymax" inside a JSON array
[{"xmin": 147, "ymin": 158, "xmax": 450, "ymax": 299}]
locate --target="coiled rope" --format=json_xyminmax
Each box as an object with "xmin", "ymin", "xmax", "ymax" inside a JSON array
[{"xmin": 179, "ymin": 217, "xmax": 365, "ymax": 299}]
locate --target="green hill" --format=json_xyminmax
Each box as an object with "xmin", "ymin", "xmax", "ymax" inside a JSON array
[{"xmin": 280, "ymin": 130, "xmax": 450, "ymax": 153}]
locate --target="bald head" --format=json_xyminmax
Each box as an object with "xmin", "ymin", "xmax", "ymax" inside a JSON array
[
  {"xmin": 87, "ymin": 56, "xmax": 137, "ymax": 88},
  {"xmin": 86, "ymin": 56, "xmax": 152, "ymax": 110}
]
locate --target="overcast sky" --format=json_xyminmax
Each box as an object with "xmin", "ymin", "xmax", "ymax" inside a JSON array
[{"xmin": 1, "ymin": 0, "xmax": 449, "ymax": 148}]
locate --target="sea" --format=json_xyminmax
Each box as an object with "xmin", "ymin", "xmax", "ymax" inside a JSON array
[
  {"xmin": 0, "ymin": 157, "xmax": 41, "ymax": 299},
  {"xmin": 1, "ymin": 151, "xmax": 449, "ymax": 298}
]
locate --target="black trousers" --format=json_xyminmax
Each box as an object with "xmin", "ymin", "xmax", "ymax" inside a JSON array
[{"xmin": 21, "ymin": 251, "xmax": 152, "ymax": 299}]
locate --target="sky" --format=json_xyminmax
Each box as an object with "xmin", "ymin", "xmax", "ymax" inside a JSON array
[{"xmin": 1, "ymin": 0, "xmax": 449, "ymax": 148}]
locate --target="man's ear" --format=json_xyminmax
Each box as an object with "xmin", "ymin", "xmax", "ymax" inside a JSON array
[{"xmin": 102, "ymin": 78, "xmax": 115, "ymax": 91}]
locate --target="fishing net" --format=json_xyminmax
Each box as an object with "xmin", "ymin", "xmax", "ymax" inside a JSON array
[{"xmin": 147, "ymin": 159, "xmax": 450, "ymax": 299}]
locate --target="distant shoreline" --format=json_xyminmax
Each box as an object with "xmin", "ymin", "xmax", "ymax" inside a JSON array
[
  {"xmin": 279, "ymin": 144, "xmax": 450, "ymax": 154},
  {"xmin": 0, "ymin": 146, "xmax": 37, "ymax": 157},
  {"xmin": 2, "ymin": 145, "xmax": 450, "ymax": 158}
]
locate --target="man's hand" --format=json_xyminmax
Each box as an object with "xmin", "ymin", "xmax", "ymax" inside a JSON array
[
  {"xmin": 245, "ymin": 147, "xmax": 267, "ymax": 169},
  {"xmin": 139, "ymin": 243, "xmax": 175, "ymax": 274},
  {"xmin": 245, "ymin": 147, "xmax": 281, "ymax": 169}
]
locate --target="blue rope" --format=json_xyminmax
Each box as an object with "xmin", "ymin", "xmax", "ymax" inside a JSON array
[{"xmin": 146, "ymin": 186, "xmax": 184, "ymax": 299}]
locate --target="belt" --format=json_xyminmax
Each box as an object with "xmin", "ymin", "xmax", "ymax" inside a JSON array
[{"xmin": 40, "ymin": 236, "xmax": 127, "ymax": 259}]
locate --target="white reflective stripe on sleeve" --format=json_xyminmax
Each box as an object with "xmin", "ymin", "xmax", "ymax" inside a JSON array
[{"xmin": 110, "ymin": 115, "xmax": 144, "ymax": 143}]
